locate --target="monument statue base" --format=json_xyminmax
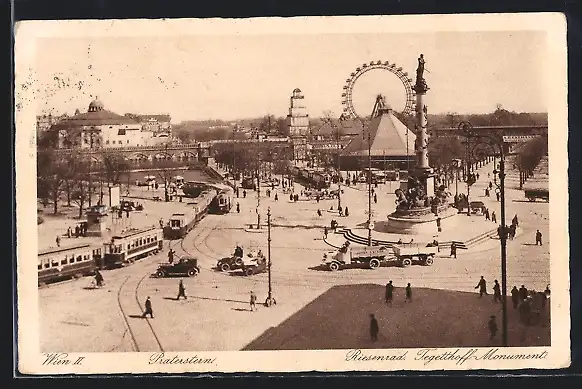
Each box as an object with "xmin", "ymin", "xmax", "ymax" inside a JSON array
[{"xmin": 381, "ymin": 204, "xmax": 459, "ymax": 235}]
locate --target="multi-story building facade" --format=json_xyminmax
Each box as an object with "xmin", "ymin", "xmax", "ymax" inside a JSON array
[
  {"xmin": 125, "ymin": 113, "xmax": 171, "ymax": 134},
  {"xmin": 46, "ymin": 99, "xmax": 166, "ymax": 149}
]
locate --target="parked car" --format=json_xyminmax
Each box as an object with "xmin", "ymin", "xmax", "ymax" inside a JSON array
[{"xmin": 156, "ymin": 257, "xmax": 200, "ymax": 277}]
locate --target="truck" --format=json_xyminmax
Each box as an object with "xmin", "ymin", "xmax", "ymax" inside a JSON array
[
  {"xmin": 322, "ymin": 242, "xmax": 438, "ymax": 271},
  {"xmin": 392, "ymin": 245, "xmax": 438, "ymax": 267},
  {"xmin": 524, "ymin": 188, "xmax": 549, "ymax": 202},
  {"xmin": 322, "ymin": 242, "xmax": 393, "ymax": 271}
]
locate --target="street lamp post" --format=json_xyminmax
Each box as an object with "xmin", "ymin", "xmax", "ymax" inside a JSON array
[
  {"xmin": 265, "ymin": 207, "xmax": 276, "ymax": 307},
  {"xmin": 459, "ymin": 121, "xmax": 508, "ymax": 346},
  {"xmin": 367, "ymin": 126, "xmax": 372, "ymax": 246},
  {"xmin": 255, "ymin": 129, "xmax": 261, "ymax": 229}
]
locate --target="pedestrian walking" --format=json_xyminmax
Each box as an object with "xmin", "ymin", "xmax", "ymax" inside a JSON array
[
  {"xmin": 75, "ymin": 225, "xmax": 80, "ymax": 237},
  {"xmin": 324, "ymin": 226, "xmax": 328, "ymax": 239},
  {"xmin": 512, "ymin": 214, "xmax": 519, "ymax": 228},
  {"xmin": 405, "ymin": 283, "xmax": 412, "ymax": 302},
  {"xmin": 485, "ymin": 208, "xmax": 490, "ymax": 220},
  {"xmin": 450, "ymin": 242, "xmax": 457, "ymax": 258},
  {"xmin": 475, "ymin": 276, "xmax": 488, "ymax": 297},
  {"xmin": 243, "ymin": 190, "xmax": 247, "ymax": 198},
  {"xmin": 489, "ymin": 181, "xmax": 493, "ymax": 189},
  {"xmin": 274, "ymin": 193, "xmax": 278, "ymax": 201},
  {"xmin": 177, "ymin": 280, "xmax": 187, "ymax": 300},
  {"xmin": 94, "ymin": 270, "xmax": 104, "ymax": 287},
  {"xmin": 344, "ymin": 206, "xmax": 349, "ymax": 217},
  {"xmin": 493, "ymin": 280, "xmax": 501, "ymax": 303},
  {"xmin": 485, "ymin": 188, "xmax": 489, "ymax": 197},
  {"xmin": 250, "ymin": 291, "xmax": 257, "ymax": 311},
  {"xmin": 290, "ymin": 193, "xmax": 293, "ymax": 201},
  {"xmin": 511, "ymin": 286, "xmax": 519, "ymax": 309},
  {"xmin": 317, "ymin": 209, "xmax": 322, "ymax": 217},
  {"xmin": 488, "ymin": 315, "xmax": 498, "ymax": 340},
  {"xmin": 369, "ymin": 314, "xmax": 379, "ymax": 342},
  {"xmin": 236, "ymin": 202, "xmax": 240, "ymax": 213},
  {"xmin": 142, "ymin": 297, "xmax": 154, "ymax": 318},
  {"xmin": 535, "ymin": 230, "xmax": 543, "ymax": 245},
  {"xmin": 496, "ymin": 192, "xmax": 500, "ymax": 201},
  {"xmin": 56, "ymin": 236, "xmax": 61, "ymax": 247},
  {"xmin": 168, "ymin": 249, "xmax": 175, "ymax": 264},
  {"xmin": 385, "ymin": 281, "xmax": 394, "ymax": 305},
  {"xmin": 491, "ymin": 211, "xmax": 497, "ymax": 224},
  {"xmin": 374, "ymin": 193, "xmax": 377, "ymax": 204},
  {"xmin": 67, "ymin": 227, "xmax": 72, "ymax": 238}
]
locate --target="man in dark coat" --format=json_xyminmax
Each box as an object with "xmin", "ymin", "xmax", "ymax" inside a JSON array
[
  {"xmin": 177, "ymin": 280, "xmax": 187, "ymax": 300},
  {"xmin": 511, "ymin": 286, "xmax": 520, "ymax": 309},
  {"xmin": 405, "ymin": 283, "xmax": 412, "ymax": 303},
  {"xmin": 142, "ymin": 297, "xmax": 154, "ymax": 318},
  {"xmin": 493, "ymin": 280, "xmax": 501, "ymax": 303},
  {"xmin": 519, "ymin": 285, "xmax": 528, "ymax": 303},
  {"xmin": 385, "ymin": 281, "xmax": 394, "ymax": 306},
  {"xmin": 475, "ymin": 276, "xmax": 487, "ymax": 297},
  {"xmin": 250, "ymin": 291, "xmax": 257, "ymax": 312},
  {"xmin": 450, "ymin": 242, "xmax": 457, "ymax": 258},
  {"xmin": 535, "ymin": 230, "xmax": 543, "ymax": 245},
  {"xmin": 369, "ymin": 314, "xmax": 379, "ymax": 342},
  {"xmin": 488, "ymin": 315, "xmax": 498, "ymax": 340}
]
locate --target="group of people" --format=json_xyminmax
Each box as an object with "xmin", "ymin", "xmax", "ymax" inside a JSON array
[
  {"xmin": 328, "ymin": 205, "xmax": 349, "ymax": 217},
  {"xmin": 368, "ymin": 281, "xmax": 414, "ymax": 342}
]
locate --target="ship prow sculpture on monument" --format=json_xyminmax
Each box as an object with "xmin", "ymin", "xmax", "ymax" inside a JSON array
[{"xmin": 381, "ymin": 54, "xmax": 458, "ymax": 235}]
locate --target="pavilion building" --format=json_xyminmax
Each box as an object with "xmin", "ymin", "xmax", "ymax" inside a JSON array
[{"xmin": 340, "ymin": 97, "xmax": 416, "ymax": 175}]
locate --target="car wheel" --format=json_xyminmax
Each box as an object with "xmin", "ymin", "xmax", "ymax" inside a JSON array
[
  {"xmin": 220, "ymin": 262, "xmax": 231, "ymax": 272},
  {"xmin": 245, "ymin": 267, "xmax": 254, "ymax": 276},
  {"xmin": 401, "ymin": 258, "xmax": 412, "ymax": 268},
  {"xmin": 235, "ymin": 258, "xmax": 243, "ymax": 266},
  {"xmin": 369, "ymin": 258, "xmax": 380, "ymax": 269},
  {"xmin": 328, "ymin": 261, "xmax": 340, "ymax": 271},
  {"xmin": 425, "ymin": 256, "xmax": 434, "ymax": 266},
  {"xmin": 156, "ymin": 270, "xmax": 165, "ymax": 278},
  {"xmin": 187, "ymin": 269, "xmax": 198, "ymax": 277}
]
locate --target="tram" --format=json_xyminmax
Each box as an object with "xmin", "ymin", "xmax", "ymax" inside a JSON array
[
  {"xmin": 164, "ymin": 189, "xmax": 216, "ymax": 239},
  {"xmin": 38, "ymin": 243, "xmax": 103, "ymax": 286},
  {"xmin": 103, "ymin": 226, "xmax": 163, "ymax": 268},
  {"xmin": 208, "ymin": 184, "xmax": 234, "ymax": 214}
]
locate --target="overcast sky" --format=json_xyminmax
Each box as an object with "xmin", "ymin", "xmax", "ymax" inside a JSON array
[{"xmin": 34, "ymin": 30, "xmax": 547, "ymax": 123}]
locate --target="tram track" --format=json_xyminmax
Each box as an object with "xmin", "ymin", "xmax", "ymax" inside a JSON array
[{"xmin": 116, "ymin": 272, "xmax": 164, "ymax": 352}]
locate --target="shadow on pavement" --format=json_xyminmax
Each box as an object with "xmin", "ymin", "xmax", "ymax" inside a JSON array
[{"xmin": 243, "ymin": 284, "xmax": 550, "ymax": 350}]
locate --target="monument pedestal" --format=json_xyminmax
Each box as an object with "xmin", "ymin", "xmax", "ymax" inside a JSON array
[
  {"xmin": 384, "ymin": 205, "xmax": 459, "ymax": 235},
  {"xmin": 85, "ymin": 206, "xmax": 109, "ymax": 237}
]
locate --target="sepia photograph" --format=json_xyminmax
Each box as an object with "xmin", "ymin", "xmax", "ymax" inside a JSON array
[{"xmin": 15, "ymin": 14, "xmax": 569, "ymax": 374}]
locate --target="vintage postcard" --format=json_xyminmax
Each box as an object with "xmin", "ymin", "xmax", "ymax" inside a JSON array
[{"xmin": 15, "ymin": 13, "xmax": 570, "ymax": 374}]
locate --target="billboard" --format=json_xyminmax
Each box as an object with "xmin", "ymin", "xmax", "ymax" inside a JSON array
[{"xmin": 109, "ymin": 186, "xmax": 120, "ymax": 208}]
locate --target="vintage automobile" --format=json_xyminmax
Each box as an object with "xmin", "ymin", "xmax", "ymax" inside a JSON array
[
  {"xmin": 469, "ymin": 201, "xmax": 486, "ymax": 215},
  {"xmin": 240, "ymin": 252, "xmax": 268, "ymax": 276},
  {"xmin": 156, "ymin": 256, "xmax": 201, "ymax": 277},
  {"xmin": 524, "ymin": 188, "xmax": 549, "ymax": 202},
  {"xmin": 216, "ymin": 254, "xmax": 244, "ymax": 272}
]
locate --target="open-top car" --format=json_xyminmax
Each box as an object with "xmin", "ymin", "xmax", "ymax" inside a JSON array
[
  {"xmin": 216, "ymin": 255, "xmax": 244, "ymax": 272},
  {"xmin": 156, "ymin": 256, "xmax": 200, "ymax": 277},
  {"xmin": 240, "ymin": 251, "xmax": 267, "ymax": 276}
]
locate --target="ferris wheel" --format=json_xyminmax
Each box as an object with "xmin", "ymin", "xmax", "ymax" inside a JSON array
[{"xmin": 341, "ymin": 60, "xmax": 416, "ymax": 120}]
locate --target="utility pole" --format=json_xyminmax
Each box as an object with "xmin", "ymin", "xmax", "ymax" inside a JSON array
[
  {"xmin": 367, "ymin": 128, "xmax": 372, "ymax": 246},
  {"xmin": 265, "ymin": 207, "xmax": 276, "ymax": 307},
  {"xmin": 256, "ymin": 129, "xmax": 261, "ymax": 229}
]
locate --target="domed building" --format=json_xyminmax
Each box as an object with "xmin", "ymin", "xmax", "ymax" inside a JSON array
[{"xmin": 48, "ymin": 98, "xmax": 157, "ymax": 149}]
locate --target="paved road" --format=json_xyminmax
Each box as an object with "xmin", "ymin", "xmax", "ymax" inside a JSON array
[{"xmin": 39, "ymin": 160, "xmax": 550, "ymax": 352}]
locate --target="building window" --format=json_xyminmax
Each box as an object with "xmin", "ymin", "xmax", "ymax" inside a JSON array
[{"xmin": 118, "ymin": 129, "xmax": 126, "ymax": 135}]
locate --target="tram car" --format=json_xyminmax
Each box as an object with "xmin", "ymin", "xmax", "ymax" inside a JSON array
[
  {"xmin": 38, "ymin": 243, "xmax": 104, "ymax": 286},
  {"xmin": 164, "ymin": 189, "xmax": 216, "ymax": 239},
  {"xmin": 241, "ymin": 177, "xmax": 256, "ymax": 190},
  {"xmin": 103, "ymin": 226, "xmax": 163, "ymax": 268},
  {"xmin": 208, "ymin": 184, "xmax": 234, "ymax": 214},
  {"xmin": 308, "ymin": 170, "xmax": 331, "ymax": 189}
]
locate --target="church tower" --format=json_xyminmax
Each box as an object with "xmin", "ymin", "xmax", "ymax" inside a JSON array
[{"xmin": 286, "ymin": 88, "xmax": 309, "ymax": 137}]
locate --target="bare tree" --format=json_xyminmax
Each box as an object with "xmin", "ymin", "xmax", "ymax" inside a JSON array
[
  {"xmin": 37, "ymin": 150, "xmax": 69, "ymax": 215},
  {"xmin": 72, "ymin": 176, "xmax": 92, "ymax": 218}
]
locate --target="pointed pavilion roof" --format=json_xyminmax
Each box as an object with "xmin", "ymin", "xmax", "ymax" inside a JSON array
[{"xmin": 341, "ymin": 100, "xmax": 416, "ymax": 157}]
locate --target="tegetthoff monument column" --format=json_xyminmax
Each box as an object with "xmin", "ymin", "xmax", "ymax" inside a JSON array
[{"xmin": 412, "ymin": 54, "xmax": 435, "ymax": 197}]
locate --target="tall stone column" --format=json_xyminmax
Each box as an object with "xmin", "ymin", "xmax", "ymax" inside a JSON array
[{"xmin": 412, "ymin": 54, "xmax": 435, "ymax": 197}]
